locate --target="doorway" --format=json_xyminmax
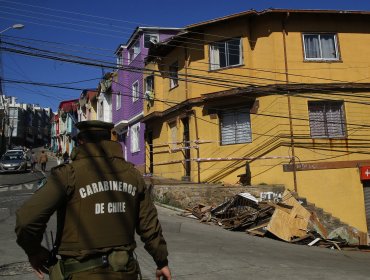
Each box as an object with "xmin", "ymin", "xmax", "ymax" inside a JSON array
[
  {"xmin": 363, "ymin": 180, "xmax": 370, "ymax": 237},
  {"xmin": 147, "ymin": 130, "xmax": 153, "ymax": 174},
  {"xmin": 182, "ymin": 117, "xmax": 190, "ymax": 180}
]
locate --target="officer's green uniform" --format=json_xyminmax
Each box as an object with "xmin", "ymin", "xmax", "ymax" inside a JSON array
[{"xmin": 15, "ymin": 121, "xmax": 169, "ymax": 279}]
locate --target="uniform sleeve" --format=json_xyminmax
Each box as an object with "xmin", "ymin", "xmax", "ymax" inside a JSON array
[
  {"xmin": 15, "ymin": 167, "xmax": 70, "ymax": 256},
  {"xmin": 136, "ymin": 177, "xmax": 169, "ymax": 268}
]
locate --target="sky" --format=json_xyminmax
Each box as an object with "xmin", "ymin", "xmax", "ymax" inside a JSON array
[{"xmin": 1, "ymin": 0, "xmax": 370, "ymax": 112}]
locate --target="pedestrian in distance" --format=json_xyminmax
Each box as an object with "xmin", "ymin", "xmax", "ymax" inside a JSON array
[
  {"xmin": 15, "ymin": 120, "xmax": 171, "ymax": 280},
  {"xmin": 62, "ymin": 151, "xmax": 69, "ymax": 164},
  {"xmin": 38, "ymin": 150, "xmax": 48, "ymax": 172},
  {"xmin": 30, "ymin": 151, "xmax": 37, "ymax": 173},
  {"xmin": 56, "ymin": 152, "xmax": 62, "ymax": 165}
]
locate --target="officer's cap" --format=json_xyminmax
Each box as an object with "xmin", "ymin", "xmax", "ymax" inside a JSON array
[{"xmin": 75, "ymin": 120, "xmax": 114, "ymax": 133}]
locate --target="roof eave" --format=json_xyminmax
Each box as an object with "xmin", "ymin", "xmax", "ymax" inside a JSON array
[{"xmin": 186, "ymin": 8, "xmax": 370, "ymax": 30}]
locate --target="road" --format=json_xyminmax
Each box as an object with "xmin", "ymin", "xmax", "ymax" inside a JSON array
[{"xmin": 1, "ymin": 156, "xmax": 370, "ymax": 279}]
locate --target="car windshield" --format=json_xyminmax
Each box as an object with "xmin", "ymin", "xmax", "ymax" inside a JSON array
[
  {"xmin": 2, "ymin": 155, "xmax": 24, "ymax": 160},
  {"xmin": 5, "ymin": 151, "xmax": 23, "ymax": 156}
]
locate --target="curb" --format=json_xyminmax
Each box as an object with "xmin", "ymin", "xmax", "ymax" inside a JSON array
[{"xmin": 154, "ymin": 202, "xmax": 184, "ymax": 213}]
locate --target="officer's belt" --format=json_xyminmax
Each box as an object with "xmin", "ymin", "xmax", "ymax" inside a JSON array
[
  {"xmin": 63, "ymin": 255, "xmax": 109, "ymax": 276},
  {"xmin": 63, "ymin": 250, "xmax": 133, "ymax": 276}
]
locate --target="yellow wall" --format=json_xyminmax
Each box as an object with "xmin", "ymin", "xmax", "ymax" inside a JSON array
[{"xmin": 144, "ymin": 12, "xmax": 370, "ymax": 232}]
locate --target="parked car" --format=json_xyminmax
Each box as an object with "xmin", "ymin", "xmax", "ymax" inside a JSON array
[
  {"xmin": 5, "ymin": 150, "xmax": 32, "ymax": 169},
  {"xmin": 0, "ymin": 153, "xmax": 28, "ymax": 173},
  {"xmin": 5, "ymin": 149, "xmax": 26, "ymax": 155}
]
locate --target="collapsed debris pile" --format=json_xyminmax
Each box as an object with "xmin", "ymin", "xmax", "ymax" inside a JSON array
[{"xmin": 183, "ymin": 190, "xmax": 365, "ymax": 250}]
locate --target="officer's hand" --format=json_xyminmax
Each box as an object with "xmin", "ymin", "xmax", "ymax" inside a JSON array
[
  {"xmin": 156, "ymin": 266, "xmax": 171, "ymax": 280},
  {"xmin": 28, "ymin": 247, "xmax": 50, "ymax": 279}
]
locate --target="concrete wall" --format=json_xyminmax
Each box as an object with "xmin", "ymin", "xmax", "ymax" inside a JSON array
[{"xmin": 151, "ymin": 184, "xmax": 285, "ymax": 209}]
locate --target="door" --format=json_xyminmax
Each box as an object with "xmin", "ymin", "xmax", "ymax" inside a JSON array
[
  {"xmin": 182, "ymin": 117, "xmax": 190, "ymax": 179},
  {"xmin": 363, "ymin": 181, "xmax": 370, "ymax": 235}
]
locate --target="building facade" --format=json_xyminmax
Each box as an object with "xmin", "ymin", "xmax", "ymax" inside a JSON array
[
  {"xmin": 58, "ymin": 99, "xmax": 78, "ymax": 155},
  {"xmin": 0, "ymin": 95, "xmax": 52, "ymax": 151},
  {"xmin": 143, "ymin": 9, "xmax": 370, "ymax": 238},
  {"xmin": 112, "ymin": 27, "xmax": 181, "ymax": 172}
]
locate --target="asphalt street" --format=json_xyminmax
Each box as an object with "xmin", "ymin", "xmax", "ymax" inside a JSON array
[{"xmin": 1, "ymin": 155, "xmax": 370, "ymax": 279}]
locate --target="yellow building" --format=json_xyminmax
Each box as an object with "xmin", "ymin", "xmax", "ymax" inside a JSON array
[{"xmin": 142, "ymin": 9, "xmax": 370, "ymax": 237}]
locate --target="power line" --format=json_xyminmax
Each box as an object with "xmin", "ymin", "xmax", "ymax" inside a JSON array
[{"xmin": 3, "ymin": 40, "xmax": 370, "ymax": 124}]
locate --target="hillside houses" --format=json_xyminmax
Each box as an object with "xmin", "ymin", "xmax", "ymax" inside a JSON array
[{"xmin": 52, "ymin": 9, "xmax": 370, "ymax": 240}]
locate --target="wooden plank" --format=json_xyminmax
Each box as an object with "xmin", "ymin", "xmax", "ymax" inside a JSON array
[
  {"xmin": 247, "ymin": 229, "xmax": 266, "ymax": 237},
  {"xmin": 266, "ymin": 202, "xmax": 292, "ymax": 214},
  {"xmin": 246, "ymin": 222, "xmax": 269, "ymax": 232},
  {"xmin": 309, "ymin": 212, "xmax": 328, "ymax": 239},
  {"xmin": 283, "ymin": 159, "xmax": 370, "ymax": 172},
  {"xmin": 267, "ymin": 190, "xmax": 312, "ymax": 241}
]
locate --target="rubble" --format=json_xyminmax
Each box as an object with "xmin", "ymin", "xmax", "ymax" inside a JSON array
[{"xmin": 182, "ymin": 190, "xmax": 367, "ymax": 250}]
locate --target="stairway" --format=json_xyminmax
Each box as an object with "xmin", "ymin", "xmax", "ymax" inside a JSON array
[{"xmin": 290, "ymin": 191, "xmax": 366, "ymax": 245}]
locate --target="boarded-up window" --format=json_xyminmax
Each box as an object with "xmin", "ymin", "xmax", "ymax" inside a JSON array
[
  {"xmin": 308, "ymin": 101, "xmax": 346, "ymax": 138},
  {"xmin": 220, "ymin": 109, "xmax": 252, "ymax": 145},
  {"xmin": 168, "ymin": 121, "xmax": 177, "ymax": 149}
]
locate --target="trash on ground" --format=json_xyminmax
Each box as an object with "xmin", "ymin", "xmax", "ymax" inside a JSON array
[{"xmin": 181, "ymin": 190, "xmax": 367, "ymax": 250}]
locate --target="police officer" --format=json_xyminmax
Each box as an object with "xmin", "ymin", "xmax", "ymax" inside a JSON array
[{"xmin": 15, "ymin": 120, "xmax": 171, "ymax": 280}]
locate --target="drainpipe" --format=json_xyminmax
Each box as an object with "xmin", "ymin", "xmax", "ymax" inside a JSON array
[
  {"xmin": 184, "ymin": 45, "xmax": 189, "ymax": 100},
  {"xmin": 282, "ymin": 12, "xmax": 298, "ymax": 193}
]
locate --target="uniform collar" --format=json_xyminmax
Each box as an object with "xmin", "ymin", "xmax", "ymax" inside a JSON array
[{"xmin": 70, "ymin": 140, "xmax": 124, "ymax": 161}]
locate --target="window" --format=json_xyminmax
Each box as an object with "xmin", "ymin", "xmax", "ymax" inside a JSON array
[
  {"xmin": 168, "ymin": 121, "xmax": 177, "ymax": 149},
  {"xmin": 116, "ymin": 52, "xmax": 123, "ymax": 67},
  {"xmin": 303, "ymin": 33, "xmax": 339, "ymax": 61},
  {"xmin": 116, "ymin": 92, "xmax": 121, "ymax": 110},
  {"xmin": 308, "ymin": 101, "xmax": 346, "ymax": 138},
  {"xmin": 144, "ymin": 33, "xmax": 159, "ymax": 48},
  {"xmin": 98, "ymin": 100, "xmax": 103, "ymax": 119},
  {"xmin": 128, "ymin": 40, "xmax": 140, "ymax": 63},
  {"xmin": 145, "ymin": 75, "xmax": 154, "ymax": 94},
  {"xmin": 132, "ymin": 81, "xmax": 139, "ymax": 102},
  {"xmin": 169, "ymin": 62, "xmax": 178, "ymax": 89},
  {"xmin": 145, "ymin": 75, "xmax": 154, "ymax": 101},
  {"xmin": 130, "ymin": 124, "xmax": 140, "ymax": 153},
  {"xmin": 210, "ymin": 38, "xmax": 242, "ymax": 70},
  {"xmin": 220, "ymin": 109, "xmax": 252, "ymax": 145}
]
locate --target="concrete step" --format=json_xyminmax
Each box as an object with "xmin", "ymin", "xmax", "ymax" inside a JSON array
[{"xmin": 293, "ymin": 193, "xmax": 351, "ymax": 235}]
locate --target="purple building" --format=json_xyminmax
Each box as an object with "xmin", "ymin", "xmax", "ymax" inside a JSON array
[{"xmin": 112, "ymin": 27, "xmax": 181, "ymax": 173}]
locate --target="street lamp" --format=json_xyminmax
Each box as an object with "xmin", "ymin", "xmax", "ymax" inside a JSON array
[
  {"xmin": 0, "ymin": 24, "xmax": 25, "ymax": 34},
  {"xmin": 0, "ymin": 23, "xmax": 25, "ymax": 154}
]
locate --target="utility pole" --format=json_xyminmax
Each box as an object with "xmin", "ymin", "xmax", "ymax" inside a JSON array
[{"xmin": 282, "ymin": 14, "xmax": 298, "ymax": 193}]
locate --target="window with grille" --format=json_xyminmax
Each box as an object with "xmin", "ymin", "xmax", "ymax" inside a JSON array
[
  {"xmin": 308, "ymin": 101, "xmax": 346, "ymax": 138},
  {"xmin": 210, "ymin": 38, "xmax": 242, "ymax": 70},
  {"xmin": 220, "ymin": 108, "xmax": 252, "ymax": 145},
  {"xmin": 303, "ymin": 33, "xmax": 339, "ymax": 61}
]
